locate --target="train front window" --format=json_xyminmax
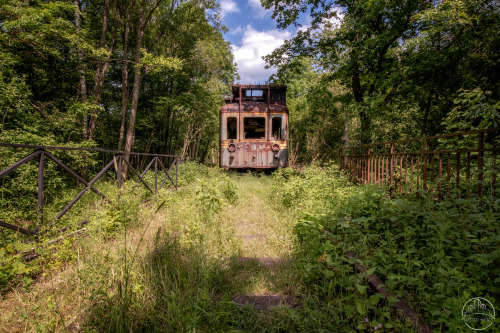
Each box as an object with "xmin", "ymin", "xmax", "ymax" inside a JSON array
[
  {"xmin": 245, "ymin": 89, "xmax": 263, "ymax": 97},
  {"xmin": 272, "ymin": 117, "xmax": 282, "ymax": 140},
  {"xmin": 244, "ymin": 117, "xmax": 266, "ymax": 139},
  {"xmin": 227, "ymin": 117, "xmax": 237, "ymax": 139}
]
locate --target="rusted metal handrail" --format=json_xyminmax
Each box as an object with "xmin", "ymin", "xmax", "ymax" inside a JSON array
[
  {"xmin": 0, "ymin": 143, "xmax": 181, "ymax": 236},
  {"xmin": 0, "ymin": 142, "xmax": 178, "ymax": 157},
  {"xmin": 339, "ymin": 128, "xmax": 499, "ymax": 199}
]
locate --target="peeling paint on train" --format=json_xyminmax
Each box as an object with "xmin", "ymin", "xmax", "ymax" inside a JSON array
[{"xmin": 220, "ymin": 84, "xmax": 289, "ymax": 169}]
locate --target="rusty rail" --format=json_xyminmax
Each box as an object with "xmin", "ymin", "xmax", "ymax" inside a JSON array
[
  {"xmin": 0, "ymin": 143, "xmax": 181, "ymax": 236},
  {"xmin": 339, "ymin": 129, "xmax": 499, "ymax": 199},
  {"xmin": 346, "ymin": 252, "xmax": 432, "ymax": 333}
]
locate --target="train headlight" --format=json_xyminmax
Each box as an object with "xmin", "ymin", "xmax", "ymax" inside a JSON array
[
  {"xmin": 228, "ymin": 143, "xmax": 236, "ymax": 153},
  {"xmin": 272, "ymin": 144, "xmax": 280, "ymax": 152}
]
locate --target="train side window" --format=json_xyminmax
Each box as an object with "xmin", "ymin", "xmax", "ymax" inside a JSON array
[
  {"xmin": 227, "ymin": 117, "xmax": 237, "ymax": 139},
  {"xmin": 244, "ymin": 117, "xmax": 266, "ymax": 139},
  {"xmin": 272, "ymin": 117, "xmax": 282, "ymax": 140}
]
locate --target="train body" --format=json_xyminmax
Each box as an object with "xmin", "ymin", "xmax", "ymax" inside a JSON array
[{"xmin": 220, "ymin": 84, "xmax": 289, "ymax": 169}]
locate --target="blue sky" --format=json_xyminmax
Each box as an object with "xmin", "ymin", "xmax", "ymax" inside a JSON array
[{"xmin": 218, "ymin": 0, "xmax": 306, "ymax": 84}]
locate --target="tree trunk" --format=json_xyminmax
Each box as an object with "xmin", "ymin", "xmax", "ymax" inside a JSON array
[
  {"xmin": 181, "ymin": 121, "xmax": 194, "ymax": 162},
  {"xmin": 194, "ymin": 131, "xmax": 202, "ymax": 160},
  {"xmin": 122, "ymin": 1, "xmax": 146, "ymax": 180},
  {"xmin": 352, "ymin": 72, "xmax": 370, "ymax": 144},
  {"xmin": 118, "ymin": 0, "xmax": 135, "ymax": 150},
  {"xmin": 420, "ymin": 88, "xmax": 433, "ymax": 138},
  {"xmin": 421, "ymin": 63, "xmax": 437, "ymax": 138},
  {"xmin": 74, "ymin": 0, "xmax": 88, "ymax": 139},
  {"xmin": 87, "ymin": 0, "xmax": 119, "ymax": 141},
  {"xmin": 344, "ymin": 111, "xmax": 349, "ymax": 148}
]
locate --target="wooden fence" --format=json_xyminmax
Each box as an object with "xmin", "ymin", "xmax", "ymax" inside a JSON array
[{"xmin": 339, "ymin": 128, "xmax": 499, "ymax": 200}]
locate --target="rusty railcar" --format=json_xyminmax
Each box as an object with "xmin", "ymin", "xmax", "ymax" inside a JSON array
[{"xmin": 220, "ymin": 84, "xmax": 289, "ymax": 169}]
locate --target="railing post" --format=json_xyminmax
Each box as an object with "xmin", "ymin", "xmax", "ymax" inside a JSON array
[
  {"xmin": 390, "ymin": 143, "xmax": 394, "ymax": 197},
  {"xmin": 117, "ymin": 155, "xmax": 122, "ymax": 201},
  {"xmin": 438, "ymin": 153, "xmax": 443, "ymax": 202},
  {"xmin": 38, "ymin": 151, "xmax": 44, "ymax": 226},
  {"xmin": 154, "ymin": 156, "xmax": 158, "ymax": 194},
  {"xmin": 175, "ymin": 157, "xmax": 178, "ymax": 189},
  {"xmin": 117, "ymin": 155, "xmax": 122, "ymax": 190},
  {"xmin": 478, "ymin": 131, "xmax": 484, "ymax": 197},
  {"xmin": 446, "ymin": 153, "xmax": 451, "ymax": 199},
  {"xmin": 367, "ymin": 148, "xmax": 371, "ymax": 184},
  {"xmin": 410, "ymin": 155, "xmax": 414, "ymax": 194}
]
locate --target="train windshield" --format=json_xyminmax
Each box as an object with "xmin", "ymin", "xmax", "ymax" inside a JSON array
[
  {"xmin": 245, "ymin": 89, "xmax": 264, "ymax": 97},
  {"xmin": 244, "ymin": 117, "xmax": 266, "ymax": 139},
  {"xmin": 227, "ymin": 117, "xmax": 237, "ymax": 139},
  {"xmin": 272, "ymin": 117, "xmax": 282, "ymax": 140}
]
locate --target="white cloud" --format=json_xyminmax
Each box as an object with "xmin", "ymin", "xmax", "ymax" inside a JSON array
[
  {"xmin": 248, "ymin": 0, "xmax": 270, "ymax": 19},
  {"xmin": 232, "ymin": 25, "xmax": 291, "ymax": 83},
  {"xmin": 220, "ymin": 0, "xmax": 239, "ymax": 18},
  {"xmin": 230, "ymin": 25, "xmax": 244, "ymax": 35}
]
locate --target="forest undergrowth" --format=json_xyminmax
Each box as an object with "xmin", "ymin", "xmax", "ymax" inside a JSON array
[{"xmin": 0, "ymin": 162, "xmax": 498, "ymax": 332}]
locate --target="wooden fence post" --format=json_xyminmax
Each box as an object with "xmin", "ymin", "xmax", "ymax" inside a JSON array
[
  {"xmin": 390, "ymin": 143, "xmax": 394, "ymax": 197},
  {"xmin": 367, "ymin": 148, "xmax": 371, "ymax": 184},
  {"xmin": 38, "ymin": 151, "xmax": 44, "ymax": 225}
]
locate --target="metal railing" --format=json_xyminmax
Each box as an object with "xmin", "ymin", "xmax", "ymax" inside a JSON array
[
  {"xmin": 339, "ymin": 128, "xmax": 499, "ymax": 199},
  {"xmin": 0, "ymin": 143, "xmax": 181, "ymax": 236}
]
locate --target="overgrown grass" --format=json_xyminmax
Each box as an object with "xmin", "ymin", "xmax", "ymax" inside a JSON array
[
  {"xmin": 1, "ymin": 163, "xmax": 297, "ymax": 331},
  {"xmin": 1, "ymin": 162, "xmax": 498, "ymax": 332},
  {"xmin": 272, "ymin": 164, "xmax": 500, "ymax": 332}
]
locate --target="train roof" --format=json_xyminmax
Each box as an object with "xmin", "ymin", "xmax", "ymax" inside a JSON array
[
  {"xmin": 220, "ymin": 101, "xmax": 288, "ymax": 113},
  {"xmin": 223, "ymin": 84, "xmax": 287, "ymax": 108},
  {"xmin": 230, "ymin": 84, "xmax": 287, "ymax": 90}
]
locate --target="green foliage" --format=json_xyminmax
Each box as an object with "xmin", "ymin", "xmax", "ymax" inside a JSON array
[
  {"xmin": 196, "ymin": 177, "xmax": 223, "ymax": 219},
  {"xmin": 195, "ymin": 170, "xmax": 238, "ymax": 219},
  {"xmin": 0, "ymin": 142, "xmax": 99, "ymax": 242},
  {"xmin": 138, "ymin": 49, "xmax": 183, "ymax": 74},
  {"xmin": 269, "ymin": 57, "xmax": 345, "ymax": 163},
  {"xmin": 265, "ymin": 0, "xmax": 500, "ymax": 149},
  {"xmin": 272, "ymin": 163, "xmax": 347, "ymax": 213},
  {"xmin": 218, "ymin": 173, "xmax": 238, "ymax": 202},
  {"xmin": 4, "ymin": 168, "xmax": 498, "ymax": 331},
  {"xmin": 0, "ymin": 0, "xmax": 237, "ymax": 167},
  {"xmin": 177, "ymin": 161, "xmax": 209, "ymax": 186},
  {"xmin": 275, "ymin": 164, "xmax": 499, "ymax": 331},
  {"xmin": 0, "ymin": 243, "xmax": 37, "ymax": 289},
  {"xmin": 444, "ymin": 88, "xmax": 500, "ymax": 131}
]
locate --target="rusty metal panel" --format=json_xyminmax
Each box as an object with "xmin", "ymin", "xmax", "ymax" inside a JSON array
[
  {"xmin": 220, "ymin": 140, "xmax": 288, "ymax": 168},
  {"xmin": 220, "ymin": 84, "xmax": 289, "ymax": 169}
]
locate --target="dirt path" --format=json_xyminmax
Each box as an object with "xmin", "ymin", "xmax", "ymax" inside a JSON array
[
  {"xmin": 0, "ymin": 174, "xmax": 302, "ymax": 331},
  {"xmin": 220, "ymin": 176, "xmax": 299, "ymax": 309}
]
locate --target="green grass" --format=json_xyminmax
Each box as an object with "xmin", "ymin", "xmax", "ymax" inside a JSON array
[{"xmin": 1, "ymin": 162, "xmax": 498, "ymax": 332}]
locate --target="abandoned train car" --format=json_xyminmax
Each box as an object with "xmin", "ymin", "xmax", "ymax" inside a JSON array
[{"xmin": 220, "ymin": 84, "xmax": 289, "ymax": 169}]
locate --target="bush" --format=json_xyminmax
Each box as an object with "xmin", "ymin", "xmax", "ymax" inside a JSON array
[
  {"xmin": 275, "ymin": 163, "xmax": 500, "ymax": 331},
  {"xmin": 177, "ymin": 161, "xmax": 209, "ymax": 187}
]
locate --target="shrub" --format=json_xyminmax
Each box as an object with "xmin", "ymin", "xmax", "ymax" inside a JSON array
[{"xmin": 274, "ymin": 163, "xmax": 500, "ymax": 331}]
